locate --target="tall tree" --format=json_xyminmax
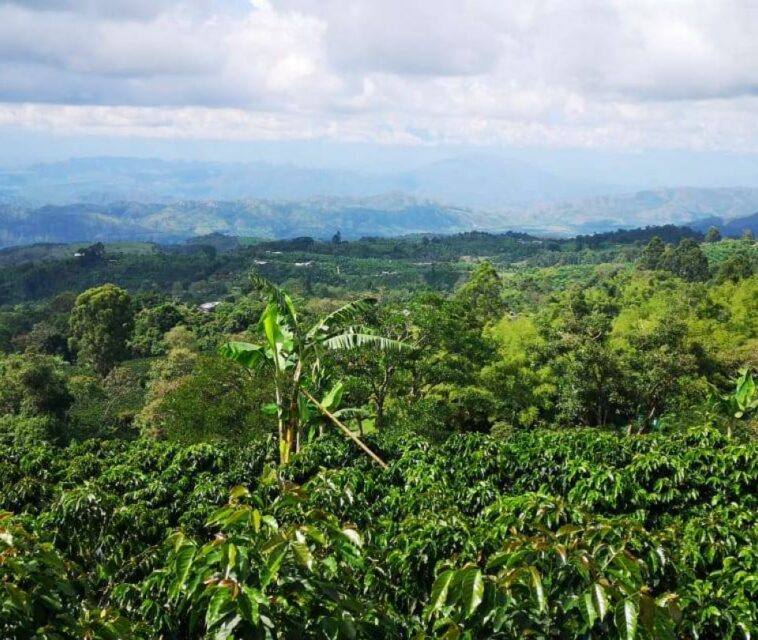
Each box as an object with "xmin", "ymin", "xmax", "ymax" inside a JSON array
[
  {"xmin": 704, "ymin": 226, "xmax": 722, "ymax": 243},
  {"xmin": 666, "ymin": 238, "xmax": 710, "ymax": 282},
  {"xmin": 716, "ymin": 253, "xmax": 754, "ymax": 283},
  {"xmin": 456, "ymin": 261, "xmax": 505, "ymax": 325},
  {"xmin": 0, "ymin": 353, "xmax": 73, "ymax": 443},
  {"xmin": 69, "ymin": 284, "xmax": 134, "ymax": 376},
  {"xmin": 638, "ymin": 236, "xmax": 666, "ymax": 270}
]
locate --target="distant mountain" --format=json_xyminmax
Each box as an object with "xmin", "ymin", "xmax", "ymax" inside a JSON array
[
  {"xmin": 517, "ymin": 187, "xmax": 758, "ymax": 235},
  {"xmin": 0, "ymin": 155, "xmax": 614, "ymax": 209},
  {"xmin": 689, "ymin": 212, "xmax": 758, "ymax": 237},
  {"xmin": 0, "ymin": 195, "xmax": 510, "ymax": 248},
  {"xmin": 4, "ymin": 164, "xmax": 758, "ymax": 246}
]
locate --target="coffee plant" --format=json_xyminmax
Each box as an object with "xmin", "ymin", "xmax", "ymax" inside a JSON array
[{"xmin": 1, "ymin": 424, "xmax": 756, "ymax": 639}]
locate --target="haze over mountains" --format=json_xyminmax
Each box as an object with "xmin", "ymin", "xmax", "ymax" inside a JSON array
[
  {"xmin": 1, "ymin": 155, "xmax": 758, "ymax": 247},
  {"xmin": 0, "ymin": 155, "xmax": 618, "ymax": 208}
]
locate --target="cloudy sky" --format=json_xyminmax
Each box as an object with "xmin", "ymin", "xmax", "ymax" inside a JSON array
[{"xmin": 2, "ymin": 0, "xmax": 758, "ymax": 179}]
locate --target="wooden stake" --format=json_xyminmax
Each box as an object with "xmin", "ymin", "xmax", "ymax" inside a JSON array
[{"xmin": 300, "ymin": 389, "xmax": 388, "ymax": 469}]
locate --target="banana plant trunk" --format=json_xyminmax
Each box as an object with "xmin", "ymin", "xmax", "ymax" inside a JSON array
[{"xmin": 280, "ymin": 360, "xmax": 303, "ymax": 465}]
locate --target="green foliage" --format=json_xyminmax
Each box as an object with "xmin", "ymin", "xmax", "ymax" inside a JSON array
[
  {"xmin": 130, "ymin": 301, "xmax": 198, "ymax": 356},
  {"xmin": 716, "ymin": 252, "xmax": 754, "ymax": 283},
  {"xmin": 143, "ymin": 488, "xmax": 398, "ymax": 638},
  {"xmin": 638, "ymin": 236, "xmax": 666, "ymax": 271},
  {"xmin": 2, "ymin": 228, "xmax": 758, "ymax": 639},
  {"xmin": 639, "ymin": 237, "xmax": 710, "ymax": 282},
  {"xmin": 138, "ymin": 355, "xmax": 274, "ymax": 444},
  {"xmin": 69, "ymin": 284, "xmax": 134, "ymax": 376},
  {"xmin": 0, "ymin": 512, "xmax": 135, "ymax": 640},
  {"xmin": 0, "ymin": 353, "xmax": 73, "ymax": 443},
  {"xmin": 220, "ymin": 273, "xmax": 406, "ymax": 464},
  {"xmin": 704, "ymin": 225, "xmax": 722, "ymax": 243},
  {"xmin": 1, "ymin": 424, "xmax": 757, "ymax": 638}
]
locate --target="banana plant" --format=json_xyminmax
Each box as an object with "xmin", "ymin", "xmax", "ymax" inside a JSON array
[
  {"xmin": 709, "ymin": 368, "xmax": 758, "ymax": 437},
  {"xmin": 220, "ymin": 273, "xmax": 407, "ymax": 465}
]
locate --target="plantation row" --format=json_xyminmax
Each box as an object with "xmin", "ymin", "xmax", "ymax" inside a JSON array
[{"xmin": 2, "ymin": 426, "xmax": 757, "ymax": 639}]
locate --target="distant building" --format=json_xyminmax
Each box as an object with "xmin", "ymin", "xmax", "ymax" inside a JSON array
[{"xmin": 199, "ymin": 301, "xmax": 221, "ymax": 313}]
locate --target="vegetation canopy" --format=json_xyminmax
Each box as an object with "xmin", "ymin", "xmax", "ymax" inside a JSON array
[{"xmin": 0, "ymin": 227, "xmax": 756, "ymax": 639}]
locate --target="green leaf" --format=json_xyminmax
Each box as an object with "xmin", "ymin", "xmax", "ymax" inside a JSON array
[
  {"xmin": 250, "ymin": 271, "xmax": 298, "ymax": 326},
  {"xmin": 429, "ymin": 570, "xmax": 456, "ymax": 613},
  {"xmin": 323, "ymin": 330, "xmax": 408, "ymax": 352},
  {"xmin": 594, "ymin": 583, "xmax": 609, "ymax": 621},
  {"xmin": 218, "ymin": 341, "xmax": 265, "ymax": 369},
  {"xmin": 297, "ymin": 393, "xmax": 311, "ymax": 426},
  {"xmin": 261, "ymin": 543, "xmax": 287, "ymax": 587},
  {"xmin": 261, "ymin": 403, "xmax": 279, "ymax": 416},
  {"xmin": 306, "ymin": 298, "xmax": 377, "ymax": 339},
  {"xmin": 615, "ymin": 599, "xmax": 639, "ymax": 640},
  {"xmin": 458, "ymin": 566, "xmax": 484, "ymax": 618},
  {"xmin": 206, "ymin": 587, "xmax": 233, "ymax": 630},
  {"xmin": 260, "ymin": 465, "xmax": 278, "ymax": 487},
  {"xmin": 529, "ymin": 566, "xmax": 546, "ymax": 612},
  {"xmin": 321, "ymin": 380, "xmax": 345, "ymax": 412},
  {"xmin": 584, "ymin": 592, "xmax": 598, "ymax": 629},
  {"xmin": 291, "ymin": 541, "xmax": 313, "ymax": 570},
  {"xmin": 168, "ymin": 544, "xmax": 195, "ymax": 601},
  {"xmin": 240, "ymin": 585, "xmax": 262, "ymax": 625},
  {"xmin": 229, "ymin": 485, "xmax": 250, "ymax": 500}
]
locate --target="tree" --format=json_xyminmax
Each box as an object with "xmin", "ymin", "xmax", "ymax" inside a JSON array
[
  {"xmin": 456, "ymin": 261, "xmax": 505, "ymax": 325},
  {"xmin": 704, "ymin": 226, "xmax": 722, "ymax": 243},
  {"xmin": 130, "ymin": 301, "xmax": 195, "ymax": 356},
  {"xmin": 332, "ymin": 230, "xmax": 342, "ymax": 244},
  {"xmin": 0, "ymin": 354, "xmax": 73, "ymax": 443},
  {"xmin": 138, "ymin": 354, "xmax": 273, "ymax": 444},
  {"xmin": 716, "ymin": 253, "xmax": 754, "ymax": 283},
  {"xmin": 663, "ymin": 238, "xmax": 710, "ymax": 282},
  {"xmin": 77, "ymin": 242, "xmax": 106, "ymax": 266},
  {"xmin": 742, "ymin": 228, "xmax": 756, "ymax": 241},
  {"xmin": 13, "ymin": 321, "xmax": 71, "ymax": 360},
  {"xmin": 69, "ymin": 284, "xmax": 134, "ymax": 376},
  {"xmin": 164, "ymin": 325, "xmax": 198, "ymax": 351},
  {"xmin": 618, "ymin": 318, "xmax": 700, "ymax": 432},
  {"xmin": 333, "ymin": 305, "xmax": 416, "ymax": 431},
  {"xmin": 220, "ymin": 274, "xmax": 406, "ymax": 464},
  {"xmin": 638, "ymin": 236, "xmax": 666, "ymax": 270}
]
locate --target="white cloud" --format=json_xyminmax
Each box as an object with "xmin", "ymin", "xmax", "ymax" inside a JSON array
[{"xmin": 2, "ymin": 0, "xmax": 758, "ymax": 151}]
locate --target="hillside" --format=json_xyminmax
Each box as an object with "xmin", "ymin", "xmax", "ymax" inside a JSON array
[
  {"xmin": 3, "ymin": 182, "xmax": 758, "ymax": 248},
  {"xmin": 690, "ymin": 212, "xmax": 758, "ymax": 236},
  {"xmin": 0, "ymin": 196, "xmax": 498, "ymax": 248},
  {"xmin": 1, "ymin": 231, "xmax": 757, "ymax": 639},
  {"xmin": 521, "ymin": 187, "xmax": 758, "ymax": 234}
]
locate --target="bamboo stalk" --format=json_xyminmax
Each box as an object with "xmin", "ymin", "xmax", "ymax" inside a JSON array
[{"xmin": 300, "ymin": 389, "xmax": 388, "ymax": 469}]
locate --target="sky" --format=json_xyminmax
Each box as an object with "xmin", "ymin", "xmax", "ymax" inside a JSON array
[{"xmin": 2, "ymin": 0, "xmax": 758, "ymax": 186}]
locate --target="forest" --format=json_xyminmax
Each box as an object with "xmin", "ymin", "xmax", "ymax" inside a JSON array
[{"xmin": 1, "ymin": 226, "xmax": 757, "ymax": 639}]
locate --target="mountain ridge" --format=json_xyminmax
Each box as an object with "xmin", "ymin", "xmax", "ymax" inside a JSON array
[{"xmin": 2, "ymin": 189, "xmax": 758, "ymax": 248}]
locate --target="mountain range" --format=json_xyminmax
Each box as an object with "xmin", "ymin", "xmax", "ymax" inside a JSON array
[
  {"xmin": 1, "ymin": 156, "xmax": 758, "ymax": 247},
  {"xmin": 0, "ymin": 191, "xmax": 757, "ymax": 249},
  {"xmin": 0, "ymin": 155, "xmax": 619, "ymax": 209}
]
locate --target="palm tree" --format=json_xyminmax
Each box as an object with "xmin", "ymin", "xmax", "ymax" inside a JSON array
[{"xmin": 220, "ymin": 273, "xmax": 407, "ymax": 465}]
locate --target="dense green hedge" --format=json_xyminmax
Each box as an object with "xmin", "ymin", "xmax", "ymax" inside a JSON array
[{"xmin": 2, "ymin": 426, "xmax": 756, "ymax": 638}]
